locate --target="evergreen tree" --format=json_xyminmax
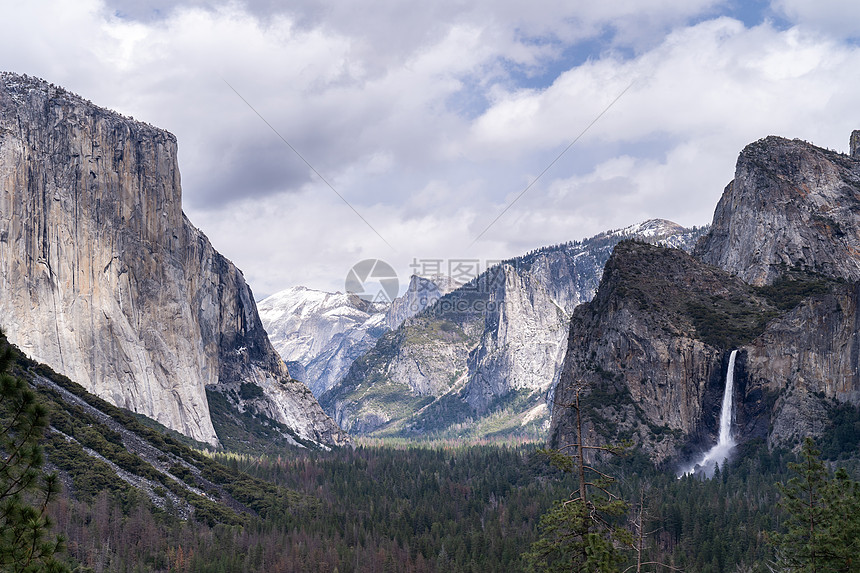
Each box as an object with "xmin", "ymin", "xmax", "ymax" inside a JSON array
[
  {"xmin": 0, "ymin": 334, "xmax": 67, "ymax": 572},
  {"xmin": 525, "ymin": 389, "xmax": 631, "ymax": 572},
  {"xmin": 772, "ymin": 437, "xmax": 860, "ymax": 572},
  {"xmin": 525, "ymin": 496, "xmax": 627, "ymax": 573}
]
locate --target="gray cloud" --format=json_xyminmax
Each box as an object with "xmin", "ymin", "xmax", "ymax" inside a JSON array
[
  {"xmin": 5, "ymin": 0, "xmax": 860, "ymax": 296},
  {"xmin": 183, "ymin": 137, "xmax": 315, "ymax": 209}
]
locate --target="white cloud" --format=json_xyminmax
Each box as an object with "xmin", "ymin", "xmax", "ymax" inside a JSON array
[
  {"xmin": 2, "ymin": 0, "xmax": 860, "ymax": 295},
  {"xmin": 463, "ymin": 18, "xmax": 856, "ymax": 158},
  {"xmin": 772, "ymin": 0, "xmax": 860, "ymax": 38},
  {"xmin": 454, "ymin": 17, "xmax": 860, "ymax": 251}
]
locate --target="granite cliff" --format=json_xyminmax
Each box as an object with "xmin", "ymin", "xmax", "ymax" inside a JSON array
[
  {"xmin": 550, "ymin": 132, "xmax": 860, "ymax": 465},
  {"xmin": 743, "ymin": 280, "xmax": 860, "ymax": 448},
  {"xmin": 696, "ymin": 136, "xmax": 860, "ymax": 285},
  {"xmin": 0, "ymin": 73, "xmax": 347, "ymax": 447},
  {"xmin": 548, "ymin": 241, "xmax": 783, "ymax": 463}
]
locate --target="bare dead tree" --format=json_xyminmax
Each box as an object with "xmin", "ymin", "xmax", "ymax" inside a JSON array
[{"xmin": 623, "ymin": 487, "xmax": 684, "ymax": 573}]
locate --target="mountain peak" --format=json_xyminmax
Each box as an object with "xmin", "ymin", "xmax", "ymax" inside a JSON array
[
  {"xmin": 1, "ymin": 72, "xmax": 169, "ymax": 137},
  {"xmin": 695, "ymin": 132, "xmax": 860, "ymax": 285},
  {"xmin": 610, "ymin": 218, "xmax": 687, "ymax": 239}
]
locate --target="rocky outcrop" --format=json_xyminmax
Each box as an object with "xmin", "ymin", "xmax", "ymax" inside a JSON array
[
  {"xmin": 258, "ymin": 287, "xmax": 389, "ymax": 397},
  {"xmin": 548, "ymin": 241, "xmax": 780, "ymax": 463},
  {"xmin": 695, "ymin": 136, "xmax": 860, "ymax": 286},
  {"xmin": 551, "ymin": 133, "xmax": 860, "ymax": 463},
  {"xmin": 383, "ymin": 274, "xmax": 460, "ymax": 330},
  {"xmin": 693, "ymin": 133, "xmax": 860, "ymax": 450},
  {"xmin": 0, "ymin": 73, "xmax": 347, "ymax": 447},
  {"xmin": 742, "ymin": 281, "xmax": 860, "ymax": 448},
  {"xmin": 321, "ymin": 220, "xmax": 706, "ymax": 438},
  {"xmin": 319, "ymin": 313, "xmax": 484, "ymax": 434},
  {"xmin": 850, "ymin": 130, "xmax": 860, "ymax": 159},
  {"xmin": 463, "ymin": 263, "xmax": 572, "ymax": 412}
]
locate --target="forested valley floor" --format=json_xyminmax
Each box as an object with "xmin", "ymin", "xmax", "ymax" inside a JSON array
[
  {"xmin": 6, "ymin": 333, "xmax": 860, "ymax": 572},
  {"xmin": 45, "ymin": 436, "xmax": 860, "ymax": 572}
]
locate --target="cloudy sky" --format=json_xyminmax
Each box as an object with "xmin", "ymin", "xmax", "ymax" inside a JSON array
[{"xmin": 3, "ymin": 0, "xmax": 860, "ymax": 297}]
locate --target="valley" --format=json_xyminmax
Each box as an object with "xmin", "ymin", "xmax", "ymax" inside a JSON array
[{"xmin": 2, "ymin": 70, "xmax": 860, "ymax": 572}]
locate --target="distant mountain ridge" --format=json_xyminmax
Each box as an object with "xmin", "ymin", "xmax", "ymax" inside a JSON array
[
  {"xmin": 259, "ymin": 275, "xmax": 458, "ymax": 397},
  {"xmin": 258, "ymin": 286, "xmax": 389, "ymax": 396},
  {"xmin": 318, "ymin": 219, "xmax": 708, "ymax": 439}
]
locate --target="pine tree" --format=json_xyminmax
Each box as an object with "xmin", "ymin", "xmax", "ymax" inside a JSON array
[
  {"xmin": 525, "ymin": 388, "xmax": 631, "ymax": 572},
  {"xmin": 772, "ymin": 437, "xmax": 860, "ymax": 572},
  {"xmin": 0, "ymin": 333, "xmax": 67, "ymax": 572}
]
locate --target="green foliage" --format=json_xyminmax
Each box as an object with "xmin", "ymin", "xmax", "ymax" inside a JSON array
[
  {"xmin": 603, "ymin": 242, "xmax": 847, "ymax": 351},
  {"xmin": 168, "ymin": 463, "xmax": 197, "ymax": 487},
  {"xmin": 0, "ymin": 335, "xmax": 68, "ymax": 572},
  {"xmin": 399, "ymin": 392, "xmax": 476, "ymax": 435},
  {"xmin": 22, "ymin": 356, "xmax": 214, "ymax": 460},
  {"xmin": 818, "ymin": 400, "xmax": 860, "ymax": 460},
  {"xmin": 601, "ymin": 242, "xmax": 784, "ymax": 349},
  {"xmin": 772, "ymin": 438, "xmax": 860, "ymax": 572},
  {"xmin": 187, "ymin": 495, "xmax": 244, "ymax": 528},
  {"xmin": 238, "ymin": 382, "xmax": 265, "ymax": 401},
  {"xmin": 756, "ymin": 272, "xmax": 836, "ymax": 311},
  {"xmin": 29, "ymin": 424, "xmax": 860, "ymax": 573},
  {"xmin": 525, "ymin": 390, "xmax": 632, "ymax": 573},
  {"xmin": 206, "ymin": 388, "xmax": 314, "ymax": 453},
  {"xmin": 525, "ymin": 499, "xmax": 628, "ymax": 573},
  {"xmin": 127, "ymin": 411, "xmax": 214, "ymax": 451},
  {"xmin": 393, "ymin": 389, "xmax": 548, "ymax": 441},
  {"xmin": 8, "ymin": 337, "xmax": 317, "ymax": 534},
  {"xmin": 45, "ymin": 442, "xmax": 581, "ymax": 572},
  {"xmin": 12, "ymin": 310, "xmax": 860, "ymax": 573},
  {"xmin": 42, "ymin": 433, "xmax": 133, "ymax": 503},
  {"xmin": 686, "ymin": 298, "xmax": 778, "ymax": 349}
]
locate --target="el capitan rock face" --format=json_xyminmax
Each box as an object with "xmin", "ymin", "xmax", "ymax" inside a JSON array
[{"xmin": 0, "ymin": 72, "xmax": 347, "ymax": 447}]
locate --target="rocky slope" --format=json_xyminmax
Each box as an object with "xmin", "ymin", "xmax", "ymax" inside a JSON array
[
  {"xmin": 550, "ymin": 132, "xmax": 860, "ymax": 465},
  {"xmin": 743, "ymin": 280, "xmax": 860, "ymax": 448},
  {"xmin": 320, "ymin": 220, "xmax": 707, "ymax": 438},
  {"xmin": 258, "ymin": 275, "xmax": 457, "ymax": 397},
  {"xmin": 0, "ymin": 72, "xmax": 347, "ymax": 447},
  {"xmin": 383, "ymin": 274, "xmax": 461, "ymax": 330},
  {"xmin": 1, "ymin": 330, "xmax": 312, "ymax": 528}
]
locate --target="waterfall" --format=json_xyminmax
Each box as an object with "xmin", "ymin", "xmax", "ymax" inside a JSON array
[{"xmin": 682, "ymin": 350, "xmax": 738, "ymax": 477}]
